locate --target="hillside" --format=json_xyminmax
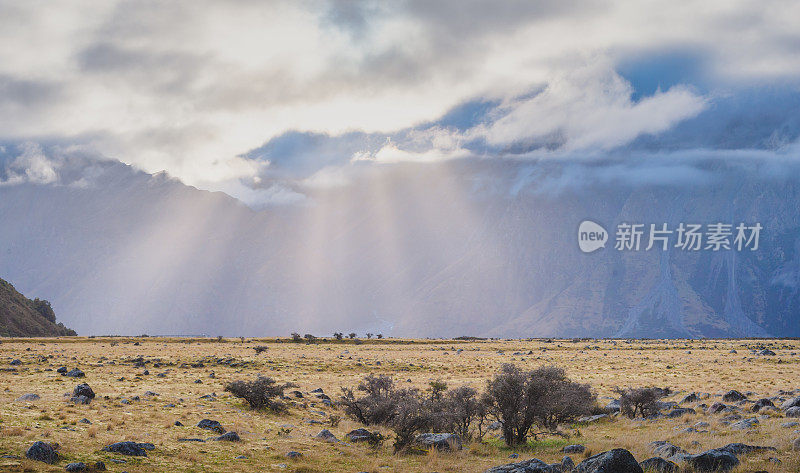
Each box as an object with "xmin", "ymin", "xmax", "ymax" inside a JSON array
[{"xmin": 0, "ymin": 277, "xmax": 76, "ymax": 337}]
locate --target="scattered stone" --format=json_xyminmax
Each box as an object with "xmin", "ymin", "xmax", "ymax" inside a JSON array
[
  {"xmin": 25, "ymin": 441, "xmax": 59, "ymax": 464},
  {"xmin": 781, "ymin": 396, "xmax": 800, "ymax": 410},
  {"xmin": 758, "ymin": 349, "xmax": 776, "ymax": 356},
  {"xmin": 722, "ymin": 390, "xmax": 745, "ymax": 402},
  {"xmin": 102, "ymin": 441, "xmax": 149, "ymax": 456},
  {"xmin": 71, "ymin": 395, "xmax": 92, "ymax": 405},
  {"xmin": 73, "ymin": 383, "xmax": 95, "ymax": 399},
  {"xmin": 315, "ymin": 429, "xmax": 338, "ymax": 442},
  {"xmin": 345, "ymin": 428, "xmax": 381, "ymax": 443},
  {"xmin": 781, "ymin": 421, "xmax": 799, "ymax": 428},
  {"xmin": 707, "ymin": 402, "xmax": 728, "ymax": 414},
  {"xmin": 286, "ymin": 451, "xmax": 302, "ymax": 459},
  {"xmin": 718, "ymin": 443, "xmax": 776, "ymax": 455},
  {"xmin": 10, "ymin": 359, "xmax": 21, "ymax": 365},
  {"xmin": 561, "ymin": 456, "xmax": 575, "ymax": 471},
  {"xmin": 793, "ymin": 437, "xmax": 800, "ymax": 451},
  {"xmin": 16, "ymin": 393, "xmax": 40, "ymax": 402},
  {"xmin": 786, "ymin": 406, "xmax": 800, "ymax": 417},
  {"xmin": 177, "ymin": 438, "xmax": 205, "ymax": 442},
  {"xmin": 56, "ymin": 366, "xmax": 68, "ymax": 373},
  {"xmin": 639, "ymin": 457, "xmax": 678, "ymax": 473},
  {"xmin": 197, "ymin": 419, "xmax": 225, "ymax": 434},
  {"xmin": 63, "ymin": 368, "xmax": 85, "ymax": 378},
  {"xmin": 666, "ymin": 407, "xmax": 695, "ymax": 418},
  {"xmin": 574, "ymin": 448, "xmax": 643, "ymax": 473},
  {"xmin": 413, "ymin": 433, "xmax": 462, "ymax": 451},
  {"xmin": 65, "ymin": 462, "xmax": 89, "ymax": 471},
  {"xmin": 730, "ymin": 417, "xmax": 759, "ymax": 430},
  {"xmin": 681, "ymin": 393, "xmax": 698, "ymax": 404},
  {"xmin": 562, "ymin": 444, "xmax": 585, "ymax": 454},
  {"xmin": 79, "ymin": 418, "xmax": 91, "ymax": 424},
  {"xmin": 650, "ymin": 441, "xmax": 688, "ymax": 460},
  {"xmin": 578, "ymin": 414, "xmax": 608, "ymax": 423},
  {"xmin": 484, "ymin": 457, "xmax": 559, "ymax": 473},
  {"xmin": 685, "ymin": 449, "xmax": 738, "ymax": 472},
  {"xmin": 215, "ymin": 431, "xmax": 241, "ymax": 441}
]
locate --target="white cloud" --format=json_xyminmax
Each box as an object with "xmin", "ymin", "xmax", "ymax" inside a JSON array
[{"xmin": 0, "ymin": 142, "xmax": 59, "ymax": 185}]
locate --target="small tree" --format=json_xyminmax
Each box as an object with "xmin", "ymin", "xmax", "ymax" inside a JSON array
[
  {"xmin": 333, "ymin": 332, "xmax": 344, "ymax": 340},
  {"xmin": 427, "ymin": 380, "xmax": 448, "ymax": 401},
  {"xmin": 340, "ymin": 374, "xmax": 397, "ymax": 425},
  {"xmin": 615, "ymin": 387, "xmax": 663, "ymax": 418},
  {"xmin": 366, "ymin": 333, "xmax": 373, "ymax": 339},
  {"xmin": 377, "ymin": 333, "xmax": 383, "ymax": 339},
  {"xmin": 348, "ymin": 333, "xmax": 357, "ymax": 339},
  {"xmin": 303, "ymin": 334, "xmax": 317, "ymax": 344},
  {"xmin": 290, "ymin": 332, "xmax": 302, "ymax": 342},
  {"xmin": 225, "ymin": 376, "xmax": 290, "ymax": 411}
]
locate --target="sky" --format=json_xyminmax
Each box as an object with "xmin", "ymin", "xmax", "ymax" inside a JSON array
[{"xmin": 1, "ymin": 0, "xmax": 800, "ymax": 207}]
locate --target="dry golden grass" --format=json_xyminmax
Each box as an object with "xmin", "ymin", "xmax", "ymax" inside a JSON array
[{"xmin": 0, "ymin": 337, "xmax": 798, "ymax": 472}]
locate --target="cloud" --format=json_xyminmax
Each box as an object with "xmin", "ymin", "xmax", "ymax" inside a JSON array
[{"xmin": 0, "ymin": 0, "xmax": 798, "ymax": 202}]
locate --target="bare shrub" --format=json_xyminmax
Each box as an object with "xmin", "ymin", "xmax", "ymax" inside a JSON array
[
  {"xmin": 225, "ymin": 376, "xmax": 289, "ymax": 411},
  {"xmin": 615, "ymin": 387, "xmax": 664, "ymax": 418},
  {"xmin": 340, "ymin": 374, "xmax": 397, "ymax": 425}
]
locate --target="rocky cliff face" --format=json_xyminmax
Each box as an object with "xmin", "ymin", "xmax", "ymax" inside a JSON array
[{"xmin": 0, "ymin": 156, "xmax": 797, "ymax": 338}]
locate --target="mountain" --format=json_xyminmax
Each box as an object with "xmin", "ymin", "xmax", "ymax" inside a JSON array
[
  {"xmin": 0, "ymin": 156, "xmax": 799, "ymax": 338},
  {"xmin": 0, "ymin": 277, "xmax": 76, "ymax": 337}
]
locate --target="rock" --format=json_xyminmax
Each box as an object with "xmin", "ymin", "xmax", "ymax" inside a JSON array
[
  {"xmin": 484, "ymin": 457, "xmax": 559, "ymax": 473},
  {"xmin": 604, "ymin": 399, "xmax": 621, "ymax": 413},
  {"xmin": 93, "ymin": 462, "xmax": 106, "ymax": 471},
  {"xmin": 639, "ymin": 457, "xmax": 678, "ymax": 473},
  {"xmin": 707, "ymin": 402, "xmax": 728, "ymax": 414},
  {"xmin": 488, "ymin": 421, "xmax": 503, "ymax": 430},
  {"xmin": 65, "ymin": 462, "xmax": 87, "ymax": 471},
  {"xmin": 751, "ymin": 398, "xmax": 774, "ymax": 412},
  {"xmin": 286, "ymin": 451, "xmax": 302, "ymax": 459},
  {"xmin": 73, "ymin": 383, "xmax": 95, "ymax": 399},
  {"xmin": 174, "ymin": 421, "xmax": 184, "ymax": 426},
  {"xmin": 665, "ymin": 407, "xmax": 695, "ymax": 418},
  {"xmin": 10, "ymin": 359, "xmax": 21, "ymax": 365},
  {"xmin": 574, "ymin": 448, "xmax": 643, "ymax": 473},
  {"xmin": 758, "ymin": 349, "xmax": 776, "ymax": 356},
  {"xmin": 722, "ymin": 390, "xmax": 745, "ymax": 402},
  {"xmin": 649, "ymin": 441, "xmax": 687, "ymax": 459},
  {"xmin": 786, "ymin": 406, "xmax": 800, "ymax": 417},
  {"xmin": 197, "ymin": 419, "xmax": 225, "ymax": 434},
  {"xmin": 63, "ymin": 368, "xmax": 85, "ymax": 378},
  {"xmin": 685, "ymin": 449, "xmax": 739, "ymax": 472},
  {"xmin": 562, "ymin": 444, "xmax": 585, "ymax": 454},
  {"xmin": 215, "ymin": 431, "xmax": 240, "ymax": 441},
  {"xmin": 56, "ymin": 366, "xmax": 67, "ymax": 373},
  {"xmin": 314, "ymin": 429, "xmax": 338, "ymax": 442},
  {"xmin": 71, "ymin": 395, "xmax": 91, "ymax": 404},
  {"xmin": 345, "ymin": 428, "xmax": 381, "ymax": 443},
  {"xmin": 16, "ymin": 393, "xmax": 40, "ymax": 402},
  {"xmin": 730, "ymin": 417, "xmax": 759, "ymax": 430},
  {"xmin": 413, "ymin": 433, "xmax": 462, "ymax": 451},
  {"xmin": 781, "ymin": 396, "xmax": 800, "ymax": 410},
  {"xmin": 578, "ymin": 414, "xmax": 608, "ymax": 423},
  {"xmin": 718, "ymin": 443, "xmax": 776, "ymax": 455},
  {"xmin": 102, "ymin": 441, "xmax": 148, "ymax": 456},
  {"xmin": 793, "ymin": 437, "xmax": 800, "ymax": 451},
  {"xmin": 561, "ymin": 456, "xmax": 575, "ymax": 471},
  {"xmin": 782, "ymin": 421, "xmax": 799, "ymax": 428},
  {"xmin": 25, "ymin": 441, "xmax": 59, "ymax": 464},
  {"xmin": 681, "ymin": 393, "xmax": 698, "ymax": 404},
  {"xmin": 78, "ymin": 418, "xmax": 91, "ymax": 424}
]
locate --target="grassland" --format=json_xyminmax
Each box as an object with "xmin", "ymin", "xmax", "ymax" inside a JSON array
[{"xmin": 1, "ymin": 337, "xmax": 799, "ymax": 472}]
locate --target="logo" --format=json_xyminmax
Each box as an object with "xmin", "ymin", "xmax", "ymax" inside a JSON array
[{"xmin": 578, "ymin": 220, "xmax": 608, "ymax": 253}]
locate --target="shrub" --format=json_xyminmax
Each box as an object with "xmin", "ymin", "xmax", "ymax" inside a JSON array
[
  {"xmin": 252, "ymin": 346, "xmax": 269, "ymax": 355},
  {"xmin": 340, "ymin": 374, "xmax": 397, "ymax": 425},
  {"xmin": 348, "ymin": 333, "xmax": 357, "ymax": 339},
  {"xmin": 333, "ymin": 332, "xmax": 344, "ymax": 340},
  {"xmin": 290, "ymin": 333, "xmax": 302, "ymax": 342},
  {"xmin": 225, "ymin": 376, "xmax": 289, "ymax": 411},
  {"xmin": 483, "ymin": 364, "xmax": 595, "ymax": 446},
  {"xmin": 303, "ymin": 334, "xmax": 317, "ymax": 344},
  {"xmin": 615, "ymin": 387, "xmax": 663, "ymax": 418},
  {"xmin": 438, "ymin": 386, "xmax": 486, "ymax": 441}
]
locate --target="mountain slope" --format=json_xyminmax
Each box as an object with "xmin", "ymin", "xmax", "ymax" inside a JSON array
[
  {"xmin": 1, "ymin": 157, "xmax": 799, "ymax": 338},
  {"xmin": 0, "ymin": 277, "xmax": 76, "ymax": 337}
]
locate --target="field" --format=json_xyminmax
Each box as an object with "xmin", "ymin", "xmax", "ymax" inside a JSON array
[{"xmin": 1, "ymin": 337, "xmax": 799, "ymax": 472}]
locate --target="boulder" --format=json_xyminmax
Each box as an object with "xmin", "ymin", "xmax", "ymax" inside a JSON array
[
  {"xmin": 197, "ymin": 419, "xmax": 225, "ymax": 434},
  {"xmin": 102, "ymin": 441, "xmax": 148, "ymax": 456},
  {"xmin": 314, "ymin": 429, "xmax": 338, "ymax": 442},
  {"xmin": 730, "ymin": 417, "xmax": 759, "ymax": 430},
  {"xmin": 681, "ymin": 393, "xmax": 698, "ymax": 404},
  {"xmin": 649, "ymin": 441, "xmax": 687, "ymax": 460},
  {"xmin": 786, "ymin": 406, "xmax": 800, "ymax": 418},
  {"xmin": 16, "ymin": 393, "xmax": 40, "ymax": 402},
  {"xmin": 604, "ymin": 399, "xmax": 621, "ymax": 413},
  {"xmin": 574, "ymin": 448, "xmax": 643, "ymax": 473},
  {"xmin": 685, "ymin": 449, "xmax": 739, "ymax": 472},
  {"xmin": 781, "ymin": 396, "xmax": 800, "ymax": 410},
  {"xmin": 63, "ymin": 368, "xmax": 85, "ymax": 378},
  {"xmin": 215, "ymin": 431, "xmax": 240, "ymax": 441},
  {"xmin": 665, "ymin": 407, "xmax": 695, "ymax": 418},
  {"xmin": 758, "ymin": 349, "xmax": 776, "ymax": 356},
  {"xmin": 639, "ymin": 457, "xmax": 678, "ymax": 473},
  {"xmin": 286, "ymin": 451, "xmax": 302, "ymax": 459},
  {"xmin": 345, "ymin": 428, "xmax": 381, "ymax": 443},
  {"xmin": 722, "ymin": 390, "xmax": 745, "ymax": 402},
  {"xmin": 71, "ymin": 395, "xmax": 92, "ymax": 405},
  {"xmin": 413, "ymin": 433, "xmax": 462, "ymax": 451},
  {"xmin": 65, "ymin": 463, "xmax": 87, "ymax": 471},
  {"xmin": 25, "ymin": 441, "xmax": 58, "ymax": 464},
  {"xmin": 707, "ymin": 402, "xmax": 728, "ymax": 414},
  {"xmin": 718, "ymin": 443, "xmax": 776, "ymax": 455},
  {"xmin": 793, "ymin": 437, "xmax": 800, "ymax": 451},
  {"xmin": 561, "ymin": 456, "xmax": 575, "ymax": 470},
  {"xmin": 484, "ymin": 457, "xmax": 559, "ymax": 473},
  {"xmin": 782, "ymin": 421, "xmax": 799, "ymax": 428},
  {"xmin": 73, "ymin": 383, "xmax": 95, "ymax": 399},
  {"xmin": 562, "ymin": 444, "xmax": 585, "ymax": 454}
]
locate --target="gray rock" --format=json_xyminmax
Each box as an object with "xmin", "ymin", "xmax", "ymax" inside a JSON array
[
  {"xmin": 286, "ymin": 451, "xmax": 302, "ymax": 459},
  {"xmin": 574, "ymin": 448, "xmax": 643, "ymax": 473},
  {"xmin": 102, "ymin": 441, "xmax": 148, "ymax": 456},
  {"xmin": 484, "ymin": 457, "xmax": 560, "ymax": 473},
  {"xmin": 10, "ymin": 359, "xmax": 21, "ymax": 365},
  {"xmin": 315, "ymin": 429, "xmax": 338, "ymax": 442},
  {"xmin": 639, "ymin": 457, "xmax": 678, "ymax": 473},
  {"xmin": 578, "ymin": 414, "xmax": 608, "ymax": 423},
  {"xmin": 561, "ymin": 456, "xmax": 575, "ymax": 470},
  {"xmin": 65, "ymin": 462, "xmax": 87, "ymax": 471},
  {"xmin": 782, "ymin": 421, "xmax": 799, "ymax": 428},
  {"xmin": 25, "ymin": 441, "xmax": 58, "ymax": 464},
  {"xmin": 63, "ymin": 368, "xmax": 85, "ymax": 378},
  {"xmin": 680, "ymin": 393, "xmax": 698, "ymax": 404},
  {"xmin": 781, "ymin": 396, "xmax": 800, "ymax": 410},
  {"xmin": 197, "ymin": 419, "xmax": 225, "ymax": 434},
  {"xmin": 793, "ymin": 437, "xmax": 800, "ymax": 451},
  {"xmin": 16, "ymin": 393, "xmax": 40, "ymax": 402},
  {"xmin": 345, "ymin": 428, "xmax": 381, "ymax": 443},
  {"xmin": 685, "ymin": 449, "xmax": 738, "ymax": 472},
  {"xmin": 751, "ymin": 398, "xmax": 774, "ymax": 412},
  {"xmin": 562, "ymin": 444, "xmax": 585, "ymax": 454},
  {"xmin": 649, "ymin": 441, "xmax": 687, "ymax": 460},
  {"xmin": 413, "ymin": 433, "xmax": 462, "ymax": 451},
  {"xmin": 73, "ymin": 383, "xmax": 95, "ymax": 399},
  {"xmin": 215, "ymin": 431, "xmax": 240, "ymax": 441},
  {"xmin": 665, "ymin": 407, "xmax": 695, "ymax": 418},
  {"xmin": 604, "ymin": 399, "xmax": 621, "ymax": 413},
  {"xmin": 786, "ymin": 406, "xmax": 800, "ymax": 417},
  {"xmin": 71, "ymin": 394, "xmax": 91, "ymax": 404},
  {"xmin": 718, "ymin": 443, "xmax": 776, "ymax": 455},
  {"xmin": 722, "ymin": 390, "xmax": 745, "ymax": 402},
  {"xmin": 730, "ymin": 417, "xmax": 758, "ymax": 430}
]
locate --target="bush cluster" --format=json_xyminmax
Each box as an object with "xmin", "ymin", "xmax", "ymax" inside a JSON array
[{"xmin": 225, "ymin": 376, "xmax": 294, "ymax": 411}]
